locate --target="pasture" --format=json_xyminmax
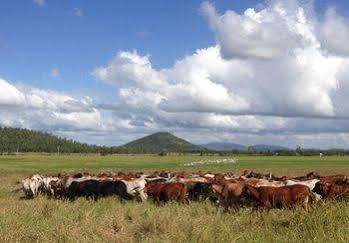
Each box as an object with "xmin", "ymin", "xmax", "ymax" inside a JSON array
[{"xmin": 1, "ymin": 154, "xmax": 349, "ymax": 242}]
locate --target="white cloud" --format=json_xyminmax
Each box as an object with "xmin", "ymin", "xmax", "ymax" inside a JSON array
[
  {"xmin": 74, "ymin": 8, "xmax": 84, "ymax": 17},
  {"xmin": 0, "ymin": 79, "xmax": 25, "ymax": 107},
  {"xmin": 93, "ymin": 41, "xmax": 342, "ymax": 118},
  {"xmin": 90, "ymin": 0, "xmax": 349, "ymax": 147},
  {"xmin": 200, "ymin": 1, "xmax": 315, "ymax": 60},
  {"xmin": 317, "ymin": 7, "xmax": 349, "ymax": 56},
  {"xmin": 33, "ymin": 0, "xmax": 46, "ymax": 7},
  {"xmin": 4, "ymin": 0, "xmax": 349, "ymax": 149},
  {"xmin": 0, "ymin": 79, "xmax": 131, "ymax": 136}
]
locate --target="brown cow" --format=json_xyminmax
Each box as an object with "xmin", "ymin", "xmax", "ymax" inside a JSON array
[
  {"xmin": 292, "ymin": 171, "xmax": 321, "ymax": 181},
  {"xmin": 313, "ymin": 181, "xmax": 349, "ymax": 200},
  {"xmin": 145, "ymin": 182, "xmax": 188, "ymax": 204},
  {"xmin": 319, "ymin": 175, "xmax": 346, "ymax": 184},
  {"xmin": 212, "ymin": 181, "xmax": 246, "ymax": 211},
  {"xmin": 243, "ymin": 184, "xmax": 312, "ymax": 210}
]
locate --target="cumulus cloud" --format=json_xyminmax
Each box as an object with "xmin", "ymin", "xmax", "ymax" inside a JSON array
[
  {"xmin": 0, "ymin": 79, "xmax": 132, "ymax": 138},
  {"xmin": 33, "ymin": 0, "xmax": 46, "ymax": 7},
  {"xmin": 318, "ymin": 7, "xmax": 349, "ymax": 56},
  {"xmin": 200, "ymin": 1, "xmax": 315, "ymax": 59},
  {"xmin": 90, "ymin": 0, "xmax": 349, "ymax": 147},
  {"xmin": 93, "ymin": 27, "xmax": 342, "ymax": 118},
  {"xmin": 5, "ymin": 0, "xmax": 349, "ymax": 148},
  {"xmin": 0, "ymin": 79, "xmax": 25, "ymax": 107}
]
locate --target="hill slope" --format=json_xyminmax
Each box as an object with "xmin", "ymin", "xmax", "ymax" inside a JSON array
[
  {"xmin": 202, "ymin": 142, "xmax": 247, "ymax": 151},
  {"xmin": 118, "ymin": 132, "xmax": 202, "ymax": 153},
  {"xmin": 0, "ymin": 127, "xmax": 103, "ymax": 153}
]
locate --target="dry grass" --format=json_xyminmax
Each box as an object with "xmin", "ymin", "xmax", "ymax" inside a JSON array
[{"xmin": 0, "ymin": 155, "xmax": 349, "ymax": 242}]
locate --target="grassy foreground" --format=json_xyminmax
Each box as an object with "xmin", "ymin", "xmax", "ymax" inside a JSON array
[{"xmin": 0, "ymin": 154, "xmax": 349, "ymax": 242}]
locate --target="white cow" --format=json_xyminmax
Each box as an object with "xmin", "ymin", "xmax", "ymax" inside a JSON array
[
  {"xmin": 21, "ymin": 174, "xmax": 44, "ymax": 198},
  {"xmin": 254, "ymin": 179, "xmax": 286, "ymax": 187},
  {"xmin": 42, "ymin": 176, "xmax": 60, "ymax": 196},
  {"xmin": 284, "ymin": 179, "xmax": 320, "ymax": 191},
  {"xmin": 122, "ymin": 175, "xmax": 148, "ymax": 201}
]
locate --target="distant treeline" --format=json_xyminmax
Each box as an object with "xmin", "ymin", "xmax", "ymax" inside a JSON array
[
  {"xmin": 0, "ymin": 127, "xmax": 202, "ymax": 155},
  {"xmin": 0, "ymin": 127, "xmax": 348, "ymax": 156},
  {"xmin": 212, "ymin": 149, "xmax": 349, "ymax": 156},
  {"xmin": 0, "ymin": 127, "xmax": 106, "ymax": 154}
]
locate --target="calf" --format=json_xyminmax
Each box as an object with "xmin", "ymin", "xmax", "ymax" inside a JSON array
[{"xmin": 243, "ymin": 184, "xmax": 312, "ymax": 209}]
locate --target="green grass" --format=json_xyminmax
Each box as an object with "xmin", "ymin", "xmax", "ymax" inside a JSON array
[
  {"xmin": 1, "ymin": 154, "xmax": 349, "ymax": 175},
  {"xmin": 0, "ymin": 154, "xmax": 349, "ymax": 242}
]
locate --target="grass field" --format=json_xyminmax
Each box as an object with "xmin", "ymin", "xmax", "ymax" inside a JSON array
[{"xmin": 0, "ymin": 154, "xmax": 349, "ymax": 242}]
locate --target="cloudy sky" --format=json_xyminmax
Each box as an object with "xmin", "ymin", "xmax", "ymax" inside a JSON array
[{"xmin": 2, "ymin": 0, "xmax": 349, "ymax": 148}]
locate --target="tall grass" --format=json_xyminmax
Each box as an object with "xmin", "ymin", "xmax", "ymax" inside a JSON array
[
  {"xmin": 0, "ymin": 155, "xmax": 349, "ymax": 242},
  {"xmin": 1, "ymin": 191, "xmax": 348, "ymax": 242}
]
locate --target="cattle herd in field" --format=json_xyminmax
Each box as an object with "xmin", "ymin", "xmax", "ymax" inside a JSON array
[{"xmin": 19, "ymin": 170, "xmax": 349, "ymax": 210}]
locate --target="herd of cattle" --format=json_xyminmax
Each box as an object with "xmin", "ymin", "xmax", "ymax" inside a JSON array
[{"xmin": 19, "ymin": 170, "xmax": 349, "ymax": 210}]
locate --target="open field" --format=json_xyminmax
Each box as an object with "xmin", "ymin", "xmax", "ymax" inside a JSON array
[{"xmin": 1, "ymin": 155, "xmax": 349, "ymax": 242}]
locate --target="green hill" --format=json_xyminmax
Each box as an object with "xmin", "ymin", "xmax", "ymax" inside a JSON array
[
  {"xmin": 117, "ymin": 132, "xmax": 202, "ymax": 153},
  {"xmin": 0, "ymin": 127, "xmax": 104, "ymax": 154}
]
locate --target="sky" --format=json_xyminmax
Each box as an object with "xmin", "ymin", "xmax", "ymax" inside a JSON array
[{"xmin": 2, "ymin": 0, "xmax": 349, "ymax": 148}]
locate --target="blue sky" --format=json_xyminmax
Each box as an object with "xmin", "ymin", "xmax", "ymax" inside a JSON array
[
  {"xmin": 1, "ymin": 1, "xmax": 254, "ymax": 89},
  {"xmin": 0, "ymin": 0, "xmax": 347, "ymax": 90},
  {"xmin": 2, "ymin": 0, "xmax": 349, "ymax": 148}
]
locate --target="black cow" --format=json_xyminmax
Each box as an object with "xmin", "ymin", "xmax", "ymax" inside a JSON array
[
  {"xmin": 66, "ymin": 180, "xmax": 132, "ymax": 201},
  {"xmin": 188, "ymin": 182, "xmax": 217, "ymax": 202}
]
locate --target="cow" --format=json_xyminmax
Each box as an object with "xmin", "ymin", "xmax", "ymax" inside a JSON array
[
  {"xmin": 42, "ymin": 176, "xmax": 60, "ymax": 196},
  {"xmin": 21, "ymin": 174, "xmax": 44, "ymax": 198},
  {"xmin": 145, "ymin": 181, "xmax": 166, "ymax": 203},
  {"xmin": 188, "ymin": 182, "xmax": 215, "ymax": 201},
  {"xmin": 243, "ymin": 184, "xmax": 313, "ymax": 210},
  {"xmin": 319, "ymin": 175, "xmax": 346, "ymax": 184},
  {"xmin": 292, "ymin": 171, "xmax": 321, "ymax": 181},
  {"xmin": 313, "ymin": 181, "xmax": 349, "ymax": 200},
  {"xmin": 122, "ymin": 175, "xmax": 148, "ymax": 202},
  {"xmin": 65, "ymin": 179, "xmax": 131, "ymax": 201},
  {"xmin": 49, "ymin": 179, "xmax": 66, "ymax": 199},
  {"xmin": 284, "ymin": 179, "xmax": 320, "ymax": 191},
  {"xmin": 254, "ymin": 179, "xmax": 286, "ymax": 188},
  {"xmin": 212, "ymin": 181, "xmax": 246, "ymax": 211},
  {"xmin": 145, "ymin": 182, "xmax": 188, "ymax": 204}
]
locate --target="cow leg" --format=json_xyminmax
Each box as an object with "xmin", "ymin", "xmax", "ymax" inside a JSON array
[
  {"xmin": 262, "ymin": 200, "xmax": 272, "ymax": 211},
  {"xmin": 301, "ymin": 195, "xmax": 309, "ymax": 211}
]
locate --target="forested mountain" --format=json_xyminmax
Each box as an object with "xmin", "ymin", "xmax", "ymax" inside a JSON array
[
  {"xmin": 0, "ymin": 127, "xmax": 104, "ymax": 153},
  {"xmin": 117, "ymin": 132, "xmax": 202, "ymax": 153},
  {"xmin": 0, "ymin": 128, "xmax": 202, "ymax": 154}
]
